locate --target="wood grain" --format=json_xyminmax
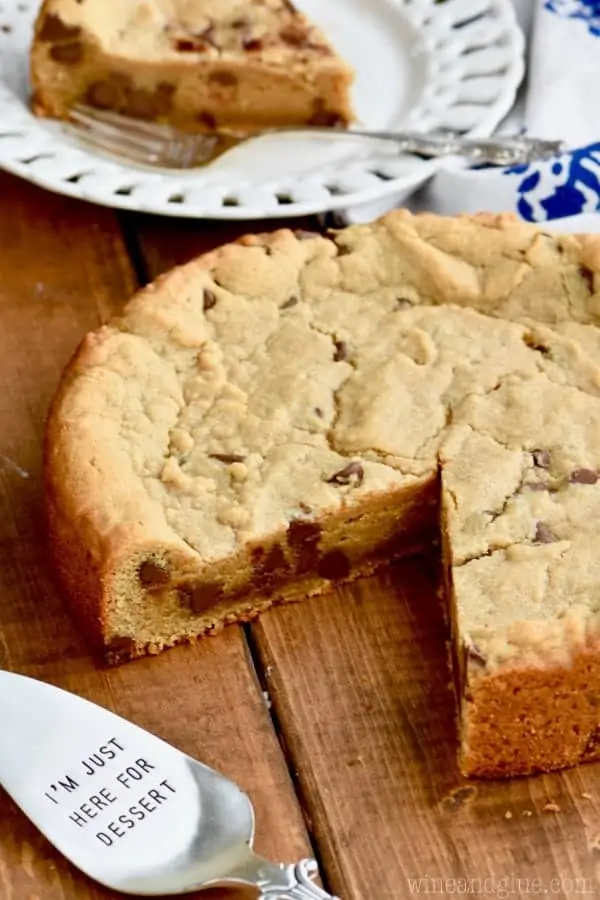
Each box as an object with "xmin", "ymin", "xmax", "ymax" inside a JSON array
[
  {"xmin": 126, "ymin": 210, "xmax": 321, "ymax": 277},
  {"xmin": 0, "ymin": 174, "xmax": 311, "ymax": 899},
  {"xmin": 131, "ymin": 210, "xmax": 600, "ymax": 900},
  {"xmin": 253, "ymin": 561, "xmax": 600, "ymax": 899}
]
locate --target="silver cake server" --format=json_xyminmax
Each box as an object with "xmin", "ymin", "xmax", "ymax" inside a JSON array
[{"xmin": 0, "ymin": 669, "xmax": 336, "ymax": 898}]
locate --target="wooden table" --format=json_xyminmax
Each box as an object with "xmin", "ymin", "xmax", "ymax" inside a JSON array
[{"xmin": 1, "ymin": 170, "xmax": 600, "ymax": 900}]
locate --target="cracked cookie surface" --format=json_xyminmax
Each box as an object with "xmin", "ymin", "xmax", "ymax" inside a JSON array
[{"xmin": 45, "ymin": 209, "xmax": 600, "ymax": 777}]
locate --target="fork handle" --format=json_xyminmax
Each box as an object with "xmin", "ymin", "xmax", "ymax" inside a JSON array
[
  {"xmin": 263, "ymin": 128, "xmax": 565, "ymax": 165},
  {"xmin": 236, "ymin": 855, "xmax": 339, "ymax": 899}
]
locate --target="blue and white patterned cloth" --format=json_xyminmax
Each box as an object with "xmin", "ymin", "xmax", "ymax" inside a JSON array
[
  {"xmin": 342, "ymin": 0, "xmax": 600, "ymax": 233},
  {"xmin": 544, "ymin": 0, "xmax": 600, "ymax": 38}
]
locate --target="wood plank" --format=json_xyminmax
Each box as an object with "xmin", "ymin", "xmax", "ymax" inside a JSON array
[
  {"xmin": 132, "ymin": 210, "xmax": 600, "ymax": 900},
  {"xmin": 253, "ymin": 561, "xmax": 600, "ymax": 899},
  {"xmin": 128, "ymin": 210, "xmax": 320, "ymax": 276},
  {"xmin": 0, "ymin": 174, "xmax": 310, "ymax": 899}
]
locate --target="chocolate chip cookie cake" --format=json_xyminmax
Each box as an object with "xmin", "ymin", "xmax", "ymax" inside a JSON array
[
  {"xmin": 30, "ymin": 0, "xmax": 355, "ymax": 132},
  {"xmin": 45, "ymin": 210, "xmax": 600, "ymax": 779}
]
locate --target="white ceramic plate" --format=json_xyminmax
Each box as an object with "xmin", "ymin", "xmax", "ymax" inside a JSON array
[{"xmin": 0, "ymin": 0, "xmax": 525, "ymax": 220}]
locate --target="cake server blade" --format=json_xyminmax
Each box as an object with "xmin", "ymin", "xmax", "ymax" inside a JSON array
[{"xmin": 0, "ymin": 669, "xmax": 336, "ymax": 898}]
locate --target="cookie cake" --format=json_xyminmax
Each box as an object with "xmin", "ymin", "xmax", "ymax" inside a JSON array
[{"xmin": 44, "ymin": 210, "xmax": 600, "ymax": 779}]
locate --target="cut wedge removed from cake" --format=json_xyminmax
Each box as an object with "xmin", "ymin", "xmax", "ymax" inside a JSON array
[
  {"xmin": 44, "ymin": 210, "xmax": 600, "ymax": 779},
  {"xmin": 30, "ymin": 0, "xmax": 355, "ymax": 133}
]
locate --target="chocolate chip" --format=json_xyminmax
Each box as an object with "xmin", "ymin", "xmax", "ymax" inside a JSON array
[
  {"xmin": 253, "ymin": 544, "xmax": 288, "ymax": 588},
  {"xmin": 333, "ymin": 340, "xmax": 348, "ymax": 362},
  {"xmin": 180, "ymin": 581, "xmax": 223, "ymax": 614},
  {"xmin": 106, "ymin": 635, "xmax": 135, "ymax": 653},
  {"xmin": 327, "ymin": 461, "xmax": 364, "ymax": 487},
  {"xmin": 264, "ymin": 544, "xmax": 287, "ymax": 570},
  {"xmin": 208, "ymin": 70, "xmax": 239, "ymax": 87},
  {"xmin": 317, "ymin": 549, "xmax": 350, "ymax": 580},
  {"xmin": 197, "ymin": 111, "xmax": 217, "ymax": 129},
  {"xmin": 203, "ymin": 289, "xmax": 217, "ymax": 310},
  {"xmin": 175, "ymin": 38, "xmax": 207, "ymax": 51},
  {"xmin": 138, "ymin": 560, "xmax": 170, "ymax": 587},
  {"xmin": 280, "ymin": 23, "xmax": 310, "ymax": 45},
  {"xmin": 569, "ymin": 468, "xmax": 599, "ymax": 485},
  {"xmin": 314, "ymin": 407, "xmax": 324, "ymax": 418},
  {"xmin": 86, "ymin": 80, "xmax": 120, "ymax": 110},
  {"xmin": 287, "ymin": 519, "xmax": 321, "ymax": 548},
  {"xmin": 172, "ymin": 24, "xmax": 216, "ymax": 53},
  {"xmin": 532, "ymin": 449, "xmax": 551, "ymax": 469},
  {"xmin": 281, "ymin": 296, "xmax": 298, "ymax": 310},
  {"xmin": 534, "ymin": 521, "xmax": 558, "ymax": 544},
  {"xmin": 531, "ymin": 342, "xmax": 549, "ymax": 355},
  {"xmin": 524, "ymin": 334, "xmax": 550, "ymax": 356},
  {"xmin": 583, "ymin": 725, "xmax": 600, "ymax": 760},
  {"xmin": 105, "ymin": 635, "xmax": 136, "ymax": 664},
  {"xmin": 84, "ymin": 73, "xmax": 132, "ymax": 110},
  {"xmin": 579, "ymin": 265, "xmax": 595, "ymax": 292},
  {"xmin": 209, "ymin": 453, "xmax": 245, "ymax": 464},
  {"xmin": 174, "ymin": 38, "xmax": 193, "ymax": 50},
  {"xmin": 39, "ymin": 13, "xmax": 81, "ymax": 42},
  {"xmin": 243, "ymin": 37, "xmax": 263, "ymax": 51},
  {"xmin": 308, "ymin": 109, "xmax": 345, "ymax": 128},
  {"xmin": 295, "ymin": 230, "xmax": 320, "ymax": 240},
  {"xmin": 49, "ymin": 40, "xmax": 83, "ymax": 63},
  {"xmin": 467, "ymin": 644, "xmax": 487, "ymax": 667},
  {"xmin": 287, "ymin": 519, "xmax": 321, "ymax": 574}
]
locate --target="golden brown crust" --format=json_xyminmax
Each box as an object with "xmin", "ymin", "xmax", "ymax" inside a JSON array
[{"xmin": 44, "ymin": 332, "xmax": 112, "ymax": 658}]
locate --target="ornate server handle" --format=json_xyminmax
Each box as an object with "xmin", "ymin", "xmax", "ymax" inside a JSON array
[{"xmin": 241, "ymin": 856, "xmax": 340, "ymax": 900}]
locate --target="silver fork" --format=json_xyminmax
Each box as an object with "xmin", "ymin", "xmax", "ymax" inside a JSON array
[
  {"xmin": 65, "ymin": 103, "xmax": 565, "ymax": 171},
  {"xmin": 0, "ymin": 669, "xmax": 336, "ymax": 898}
]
